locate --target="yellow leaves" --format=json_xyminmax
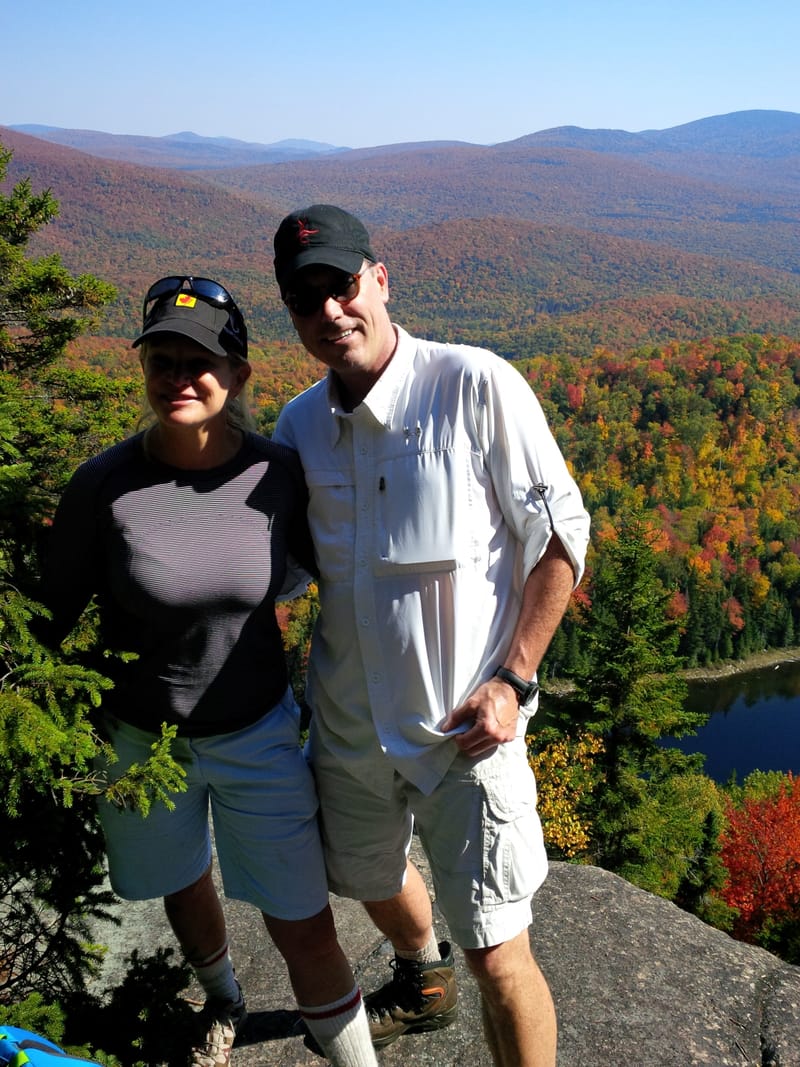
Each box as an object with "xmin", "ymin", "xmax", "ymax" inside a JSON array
[
  {"xmin": 528, "ymin": 732, "xmax": 604, "ymax": 858},
  {"xmin": 750, "ymin": 572, "xmax": 770, "ymax": 609}
]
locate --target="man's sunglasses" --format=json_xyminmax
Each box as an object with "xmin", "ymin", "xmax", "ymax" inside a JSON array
[
  {"xmin": 283, "ymin": 266, "xmax": 371, "ymax": 318},
  {"xmin": 142, "ymin": 275, "xmax": 248, "ymax": 357}
]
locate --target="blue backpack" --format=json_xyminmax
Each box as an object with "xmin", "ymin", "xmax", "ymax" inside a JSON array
[{"xmin": 0, "ymin": 1028, "xmax": 102, "ymax": 1067}]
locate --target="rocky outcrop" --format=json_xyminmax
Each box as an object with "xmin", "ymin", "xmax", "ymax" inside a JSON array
[
  {"xmin": 531, "ymin": 864, "xmax": 799, "ymax": 1067},
  {"xmin": 96, "ymin": 847, "xmax": 800, "ymax": 1066}
]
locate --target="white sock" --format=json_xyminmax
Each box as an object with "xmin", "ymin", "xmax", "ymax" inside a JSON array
[
  {"xmin": 299, "ymin": 984, "xmax": 377, "ymax": 1067},
  {"xmin": 190, "ymin": 942, "xmax": 241, "ymax": 1004},
  {"xmin": 395, "ymin": 934, "xmax": 441, "ymax": 964}
]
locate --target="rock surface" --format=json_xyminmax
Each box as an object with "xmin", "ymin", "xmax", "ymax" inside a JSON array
[{"xmin": 96, "ymin": 843, "xmax": 800, "ymax": 1066}]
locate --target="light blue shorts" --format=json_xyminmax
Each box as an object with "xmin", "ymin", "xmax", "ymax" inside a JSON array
[
  {"xmin": 96, "ymin": 688, "xmax": 329, "ymax": 920},
  {"xmin": 312, "ymin": 737, "xmax": 548, "ymax": 949}
]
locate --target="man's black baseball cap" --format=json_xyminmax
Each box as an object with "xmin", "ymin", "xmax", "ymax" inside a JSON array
[{"xmin": 273, "ymin": 204, "xmax": 376, "ymax": 292}]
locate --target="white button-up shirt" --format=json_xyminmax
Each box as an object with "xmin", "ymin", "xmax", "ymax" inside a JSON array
[{"xmin": 274, "ymin": 326, "xmax": 590, "ymax": 795}]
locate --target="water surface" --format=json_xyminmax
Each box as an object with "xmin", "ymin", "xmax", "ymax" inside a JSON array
[{"xmin": 670, "ymin": 660, "xmax": 800, "ymax": 783}]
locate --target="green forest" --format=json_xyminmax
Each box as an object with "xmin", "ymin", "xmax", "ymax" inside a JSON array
[{"xmin": 1, "ymin": 146, "xmax": 799, "ymax": 1064}]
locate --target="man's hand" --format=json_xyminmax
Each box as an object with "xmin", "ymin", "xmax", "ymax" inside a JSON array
[
  {"xmin": 441, "ymin": 678, "xmax": 521, "ymax": 757},
  {"xmin": 441, "ymin": 538, "xmax": 575, "ymax": 758}
]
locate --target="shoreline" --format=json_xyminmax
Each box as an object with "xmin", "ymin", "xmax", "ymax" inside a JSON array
[
  {"xmin": 545, "ymin": 645, "xmax": 800, "ymax": 696},
  {"xmin": 680, "ymin": 645, "xmax": 800, "ymax": 681}
]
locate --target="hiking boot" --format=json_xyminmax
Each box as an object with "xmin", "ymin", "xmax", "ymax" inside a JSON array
[
  {"xmin": 365, "ymin": 941, "xmax": 458, "ymax": 1048},
  {"xmin": 189, "ymin": 985, "xmax": 248, "ymax": 1067}
]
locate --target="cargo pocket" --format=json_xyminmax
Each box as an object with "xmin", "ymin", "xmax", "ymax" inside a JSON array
[{"xmin": 479, "ymin": 758, "xmax": 542, "ymax": 906}]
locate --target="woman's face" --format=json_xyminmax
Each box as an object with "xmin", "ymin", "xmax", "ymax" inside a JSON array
[{"xmin": 140, "ymin": 336, "xmax": 250, "ymax": 432}]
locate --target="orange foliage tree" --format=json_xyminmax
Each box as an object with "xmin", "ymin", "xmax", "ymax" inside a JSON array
[{"xmin": 718, "ymin": 773, "xmax": 800, "ymax": 962}]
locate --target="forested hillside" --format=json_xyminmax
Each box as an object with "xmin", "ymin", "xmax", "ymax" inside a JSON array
[
  {"xmin": 520, "ymin": 334, "xmax": 800, "ymax": 667},
  {"xmin": 3, "ymin": 112, "xmax": 800, "ymax": 358},
  {"xmin": 382, "ymin": 218, "xmax": 800, "ymax": 355}
]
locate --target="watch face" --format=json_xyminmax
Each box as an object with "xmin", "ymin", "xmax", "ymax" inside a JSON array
[{"xmin": 523, "ymin": 682, "xmax": 539, "ymax": 704}]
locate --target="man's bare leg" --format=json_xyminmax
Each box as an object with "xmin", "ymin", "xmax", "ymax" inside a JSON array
[
  {"xmin": 360, "ymin": 858, "xmax": 457, "ymax": 1049},
  {"xmin": 463, "ymin": 929, "xmax": 556, "ymax": 1067},
  {"xmin": 362, "ymin": 858, "xmax": 435, "ymax": 949}
]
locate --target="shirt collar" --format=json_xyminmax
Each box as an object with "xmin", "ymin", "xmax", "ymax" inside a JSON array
[
  {"xmin": 359, "ymin": 325, "xmax": 414, "ymax": 429},
  {"xmin": 326, "ymin": 325, "xmax": 414, "ymax": 442}
]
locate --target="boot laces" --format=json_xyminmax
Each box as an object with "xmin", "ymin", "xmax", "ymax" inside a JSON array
[{"xmin": 367, "ymin": 958, "xmax": 428, "ymax": 1018}]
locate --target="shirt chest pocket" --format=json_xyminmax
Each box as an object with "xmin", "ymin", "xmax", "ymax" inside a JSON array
[
  {"xmin": 375, "ymin": 448, "xmax": 468, "ymax": 575},
  {"xmin": 304, "ymin": 467, "xmax": 356, "ymax": 582}
]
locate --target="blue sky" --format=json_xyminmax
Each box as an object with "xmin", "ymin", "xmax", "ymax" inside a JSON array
[{"xmin": 4, "ymin": 1, "xmax": 799, "ymax": 148}]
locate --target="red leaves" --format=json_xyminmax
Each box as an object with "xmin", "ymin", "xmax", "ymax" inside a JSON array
[{"xmin": 719, "ymin": 774, "xmax": 800, "ymax": 939}]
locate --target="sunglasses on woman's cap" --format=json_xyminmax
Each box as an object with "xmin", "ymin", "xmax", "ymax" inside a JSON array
[{"xmin": 134, "ymin": 276, "xmax": 248, "ymax": 359}]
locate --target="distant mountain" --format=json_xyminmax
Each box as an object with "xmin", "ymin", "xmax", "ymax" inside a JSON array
[
  {"xmin": 191, "ymin": 117, "xmax": 800, "ymax": 275},
  {"xmin": 13, "ymin": 110, "xmax": 800, "ymax": 187},
  {"xmin": 505, "ymin": 110, "xmax": 800, "ymax": 194},
  {"xmin": 508, "ymin": 110, "xmax": 800, "ymax": 155},
  {"xmin": 8, "ymin": 124, "xmax": 346, "ymax": 168},
  {"xmin": 2, "ymin": 112, "xmax": 800, "ymax": 358}
]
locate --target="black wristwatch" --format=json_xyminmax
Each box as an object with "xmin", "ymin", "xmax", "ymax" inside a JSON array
[{"xmin": 494, "ymin": 666, "xmax": 539, "ymax": 706}]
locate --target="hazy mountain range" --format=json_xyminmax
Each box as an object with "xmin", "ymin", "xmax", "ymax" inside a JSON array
[
  {"xmin": 9, "ymin": 124, "xmax": 347, "ymax": 167},
  {"xmin": 3, "ymin": 110, "xmax": 800, "ymax": 357}
]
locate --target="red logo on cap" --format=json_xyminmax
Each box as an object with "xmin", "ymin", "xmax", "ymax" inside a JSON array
[{"xmin": 295, "ymin": 218, "xmax": 319, "ymax": 246}]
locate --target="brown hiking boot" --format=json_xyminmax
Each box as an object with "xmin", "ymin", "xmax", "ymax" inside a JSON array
[{"xmin": 365, "ymin": 941, "xmax": 458, "ymax": 1048}]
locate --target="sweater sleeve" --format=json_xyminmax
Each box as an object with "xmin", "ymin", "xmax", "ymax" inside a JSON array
[
  {"xmin": 270, "ymin": 439, "xmax": 319, "ymax": 583},
  {"xmin": 38, "ymin": 463, "xmax": 101, "ymax": 646}
]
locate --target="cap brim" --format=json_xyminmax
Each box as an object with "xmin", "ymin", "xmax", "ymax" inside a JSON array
[
  {"xmin": 132, "ymin": 318, "xmax": 230, "ymax": 357},
  {"xmin": 278, "ymin": 247, "xmax": 366, "ymax": 290}
]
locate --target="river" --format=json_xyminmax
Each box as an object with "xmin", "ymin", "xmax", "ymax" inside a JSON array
[{"xmin": 669, "ymin": 658, "xmax": 800, "ymax": 783}]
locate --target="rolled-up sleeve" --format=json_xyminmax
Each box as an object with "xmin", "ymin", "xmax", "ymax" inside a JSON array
[{"xmin": 478, "ymin": 358, "xmax": 590, "ymax": 586}]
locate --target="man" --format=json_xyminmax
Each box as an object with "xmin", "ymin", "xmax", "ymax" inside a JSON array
[{"xmin": 272, "ymin": 205, "xmax": 590, "ymax": 1067}]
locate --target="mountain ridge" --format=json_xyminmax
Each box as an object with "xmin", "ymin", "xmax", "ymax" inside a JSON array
[
  {"xmin": 2, "ymin": 112, "xmax": 799, "ymax": 358},
  {"xmin": 8, "ymin": 124, "xmax": 347, "ymax": 168},
  {"xmin": 11, "ymin": 109, "xmax": 800, "ymax": 166}
]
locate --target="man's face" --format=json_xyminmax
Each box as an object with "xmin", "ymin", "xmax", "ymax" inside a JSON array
[{"xmin": 286, "ymin": 261, "xmax": 396, "ymax": 403}]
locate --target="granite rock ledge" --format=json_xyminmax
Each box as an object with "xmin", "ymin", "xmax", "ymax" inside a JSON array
[{"xmin": 94, "ymin": 850, "xmax": 800, "ymax": 1066}]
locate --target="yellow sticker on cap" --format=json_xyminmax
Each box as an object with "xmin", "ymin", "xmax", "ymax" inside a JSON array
[{"xmin": 175, "ymin": 294, "xmax": 197, "ymax": 308}]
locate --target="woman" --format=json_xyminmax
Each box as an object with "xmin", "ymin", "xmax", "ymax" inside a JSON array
[{"xmin": 41, "ymin": 277, "xmax": 377, "ymax": 1067}]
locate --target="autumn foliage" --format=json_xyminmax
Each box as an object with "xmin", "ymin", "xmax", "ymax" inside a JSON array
[
  {"xmin": 528, "ymin": 732, "xmax": 604, "ymax": 858},
  {"xmin": 718, "ymin": 774, "xmax": 800, "ymax": 956}
]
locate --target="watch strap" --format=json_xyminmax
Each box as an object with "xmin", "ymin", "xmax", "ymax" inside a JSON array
[{"xmin": 494, "ymin": 666, "xmax": 539, "ymax": 706}]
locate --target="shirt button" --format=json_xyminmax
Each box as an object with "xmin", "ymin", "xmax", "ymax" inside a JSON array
[{"xmin": 361, "ymin": 617, "xmax": 370, "ymax": 627}]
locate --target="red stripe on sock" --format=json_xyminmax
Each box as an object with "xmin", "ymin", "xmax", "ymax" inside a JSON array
[
  {"xmin": 193, "ymin": 943, "xmax": 229, "ymax": 969},
  {"xmin": 301, "ymin": 988, "xmax": 362, "ymax": 1021}
]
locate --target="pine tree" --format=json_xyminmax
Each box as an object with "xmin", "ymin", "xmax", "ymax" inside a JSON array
[
  {"xmin": 0, "ymin": 142, "xmax": 184, "ymax": 1014},
  {"xmin": 569, "ymin": 504, "xmax": 715, "ymax": 886},
  {"xmin": 0, "ymin": 148, "xmax": 115, "ymax": 375}
]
